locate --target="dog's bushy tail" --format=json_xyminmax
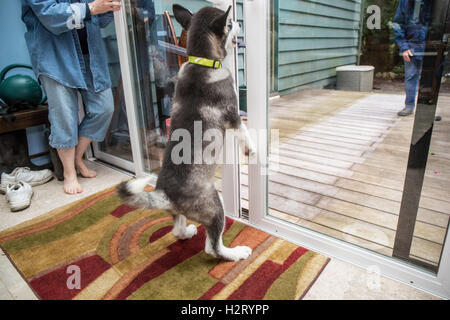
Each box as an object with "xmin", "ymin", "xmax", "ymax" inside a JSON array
[{"xmin": 116, "ymin": 177, "xmax": 172, "ymax": 210}]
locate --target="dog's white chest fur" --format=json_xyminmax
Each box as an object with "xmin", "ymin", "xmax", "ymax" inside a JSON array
[{"xmin": 206, "ymin": 67, "xmax": 231, "ymax": 84}]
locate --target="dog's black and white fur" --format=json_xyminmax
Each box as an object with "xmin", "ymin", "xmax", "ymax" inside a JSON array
[{"xmin": 117, "ymin": 4, "xmax": 254, "ymax": 261}]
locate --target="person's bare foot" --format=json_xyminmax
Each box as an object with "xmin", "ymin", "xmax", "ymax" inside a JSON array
[
  {"xmin": 64, "ymin": 173, "xmax": 83, "ymax": 194},
  {"xmin": 75, "ymin": 159, "xmax": 97, "ymax": 178}
]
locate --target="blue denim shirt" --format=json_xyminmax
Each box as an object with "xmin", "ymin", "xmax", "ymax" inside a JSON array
[
  {"xmin": 393, "ymin": 0, "xmax": 432, "ymax": 59},
  {"xmin": 21, "ymin": 0, "xmax": 113, "ymax": 92}
]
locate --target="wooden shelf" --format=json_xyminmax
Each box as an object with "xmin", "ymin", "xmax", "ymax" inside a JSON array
[{"xmin": 0, "ymin": 105, "xmax": 49, "ymax": 134}]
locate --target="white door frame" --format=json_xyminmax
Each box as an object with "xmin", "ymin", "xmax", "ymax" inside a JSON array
[
  {"xmin": 221, "ymin": 0, "xmax": 242, "ymax": 219},
  {"xmin": 243, "ymin": 0, "xmax": 450, "ymax": 299}
]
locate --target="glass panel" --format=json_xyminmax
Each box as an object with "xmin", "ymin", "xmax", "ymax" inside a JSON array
[
  {"xmin": 123, "ymin": 0, "xmax": 220, "ymax": 175},
  {"xmin": 411, "ymin": 90, "xmax": 450, "ymax": 270},
  {"xmin": 400, "ymin": 0, "xmax": 450, "ymax": 270},
  {"xmin": 212, "ymin": 0, "xmax": 246, "ymax": 211},
  {"xmin": 236, "ymin": 0, "xmax": 249, "ymax": 217},
  {"xmin": 263, "ymin": 0, "xmax": 449, "ymax": 271},
  {"xmin": 97, "ymin": 19, "xmax": 134, "ymax": 163}
]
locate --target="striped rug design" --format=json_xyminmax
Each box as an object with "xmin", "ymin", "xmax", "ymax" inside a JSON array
[{"xmin": 0, "ymin": 186, "xmax": 329, "ymax": 300}]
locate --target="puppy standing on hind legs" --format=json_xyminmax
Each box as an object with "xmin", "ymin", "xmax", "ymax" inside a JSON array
[{"xmin": 117, "ymin": 4, "xmax": 254, "ymax": 262}]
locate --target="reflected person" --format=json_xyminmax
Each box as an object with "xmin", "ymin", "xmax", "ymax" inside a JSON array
[
  {"xmin": 131, "ymin": 0, "xmax": 158, "ymax": 129},
  {"xmin": 393, "ymin": 0, "xmax": 432, "ymax": 116}
]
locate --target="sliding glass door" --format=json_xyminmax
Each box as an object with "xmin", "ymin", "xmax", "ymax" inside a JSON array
[
  {"xmin": 245, "ymin": 0, "xmax": 450, "ymax": 298},
  {"xmin": 89, "ymin": 0, "xmax": 450, "ymax": 298}
]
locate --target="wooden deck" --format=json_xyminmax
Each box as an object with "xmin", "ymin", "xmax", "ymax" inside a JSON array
[{"xmin": 217, "ymin": 89, "xmax": 450, "ymax": 268}]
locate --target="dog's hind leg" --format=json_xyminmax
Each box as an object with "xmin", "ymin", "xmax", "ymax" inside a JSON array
[
  {"xmin": 203, "ymin": 191, "xmax": 252, "ymax": 261},
  {"xmin": 172, "ymin": 214, "xmax": 198, "ymax": 240}
]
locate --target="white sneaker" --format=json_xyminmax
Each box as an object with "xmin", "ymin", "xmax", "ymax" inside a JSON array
[
  {"xmin": 6, "ymin": 181, "xmax": 33, "ymax": 212},
  {"xmin": 0, "ymin": 167, "xmax": 53, "ymax": 193}
]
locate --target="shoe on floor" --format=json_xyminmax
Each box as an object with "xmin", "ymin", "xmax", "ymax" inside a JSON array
[
  {"xmin": 397, "ymin": 108, "xmax": 414, "ymax": 117},
  {"xmin": 6, "ymin": 181, "xmax": 33, "ymax": 212},
  {"xmin": 0, "ymin": 167, "xmax": 53, "ymax": 193}
]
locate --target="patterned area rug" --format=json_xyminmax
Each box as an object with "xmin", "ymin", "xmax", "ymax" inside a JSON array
[{"xmin": 0, "ymin": 186, "xmax": 329, "ymax": 300}]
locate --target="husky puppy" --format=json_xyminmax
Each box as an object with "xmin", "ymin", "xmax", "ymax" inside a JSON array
[{"xmin": 117, "ymin": 4, "xmax": 254, "ymax": 261}]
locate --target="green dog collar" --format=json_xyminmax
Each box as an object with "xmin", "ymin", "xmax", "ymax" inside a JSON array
[{"xmin": 188, "ymin": 56, "xmax": 222, "ymax": 69}]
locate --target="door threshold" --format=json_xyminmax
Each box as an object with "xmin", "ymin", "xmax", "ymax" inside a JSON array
[
  {"xmin": 86, "ymin": 157, "xmax": 134, "ymax": 178},
  {"xmin": 86, "ymin": 157, "xmax": 159, "ymax": 187}
]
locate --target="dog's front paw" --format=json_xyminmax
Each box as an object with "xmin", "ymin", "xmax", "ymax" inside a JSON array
[
  {"xmin": 184, "ymin": 224, "xmax": 198, "ymax": 239},
  {"xmin": 173, "ymin": 224, "xmax": 198, "ymax": 240}
]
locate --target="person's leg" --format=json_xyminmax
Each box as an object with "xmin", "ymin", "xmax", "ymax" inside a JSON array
[
  {"xmin": 39, "ymin": 76, "xmax": 82, "ymax": 194},
  {"xmin": 57, "ymin": 147, "xmax": 82, "ymax": 194},
  {"xmin": 75, "ymin": 136, "xmax": 96, "ymax": 178},
  {"xmin": 404, "ymin": 57, "xmax": 421, "ymax": 111},
  {"xmin": 78, "ymin": 87, "xmax": 114, "ymax": 177}
]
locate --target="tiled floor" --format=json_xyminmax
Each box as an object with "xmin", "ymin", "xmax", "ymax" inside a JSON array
[
  {"xmin": 0, "ymin": 161, "xmax": 440, "ymax": 299},
  {"xmin": 303, "ymin": 259, "xmax": 440, "ymax": 300}
]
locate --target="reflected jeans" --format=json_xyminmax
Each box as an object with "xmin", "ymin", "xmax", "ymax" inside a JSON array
[{"xmin": 404, "ymin": 57, "xmax": 423, "ymax": 110}]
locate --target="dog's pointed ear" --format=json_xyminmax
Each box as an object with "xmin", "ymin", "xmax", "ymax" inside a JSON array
[
  {"xmin": 173, "ymin": 4, "xmax": 193, "ymax": 30},
  {"xmin": 210, "ymin": 5, "xmax": 231, "ymax": 33}
]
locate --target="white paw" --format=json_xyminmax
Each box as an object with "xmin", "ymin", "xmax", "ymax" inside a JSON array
[
  {"xmin": 220, "ymin": 245, "xmax": 252, "ymax": 261},
  {"xmin": 185, "ymin": 224, "xmax": 198, "ymax": 238},
  {"xmin": 174, "ymin": 224, "xmax": 198, "ymax": 240}
]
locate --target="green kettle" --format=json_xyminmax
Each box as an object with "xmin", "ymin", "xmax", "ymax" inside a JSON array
[{"xmin": 0, "ymin": 64, "xmax": 46, "ymax": 107}]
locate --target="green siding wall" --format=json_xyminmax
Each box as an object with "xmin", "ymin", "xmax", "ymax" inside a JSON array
[
  {"xmin": 277, "ymin": 0, "xmax": 362, "ymax": 95},
  {"xmin": 236, "ymin": 0, "xmax": 245, "ymax": 87}
]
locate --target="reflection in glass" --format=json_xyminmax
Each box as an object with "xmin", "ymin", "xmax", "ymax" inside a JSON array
[
  {"xmin": 410, "ymin": 90, "xmax": 450, "ymax": 269},
  {"xmin": 98, "ymin": 19, "xmax": 133, "ymax": 162},
  {"xmin": 124, "ymin": 0, "xmax": 225, "ymax": 174}
]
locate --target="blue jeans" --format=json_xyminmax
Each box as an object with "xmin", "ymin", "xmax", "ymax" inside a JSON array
[
  {"xmin": 404, "ymin": 57, "xmax": 423, "ymax": 110},
  {"xmin": 40, "ymin": 56, "xmax": 114, "ymax": 149}
]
